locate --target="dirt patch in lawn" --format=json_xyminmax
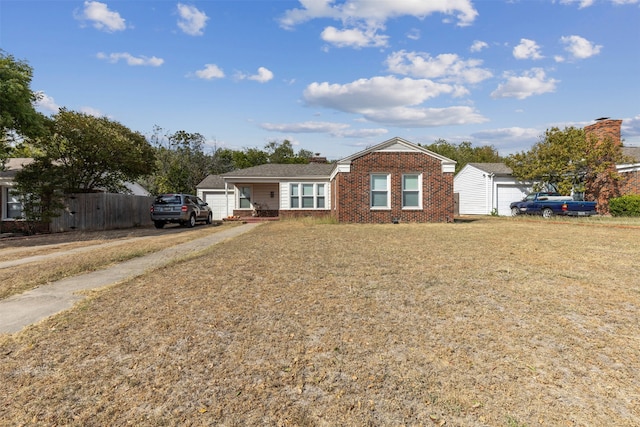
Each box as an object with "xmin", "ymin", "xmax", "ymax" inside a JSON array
[{"xmin": 1, "ymin": 218, "xmax": 639, "ymax": 426}]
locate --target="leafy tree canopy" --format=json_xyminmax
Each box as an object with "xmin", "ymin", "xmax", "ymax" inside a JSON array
[
  {"xmin": 423, "ymin": 139, "xmax": 503, "ymax": 173},
  {"xmin": 0, "ymin": 50, "xmax": 47, "ymax": 161},
  {"xmin": 505, "ymin": 126, "xmax": 629, "ymax": 212},
  {"xmin": 32, "ymin": 109, "xmax": 156, "ymax": 193}
]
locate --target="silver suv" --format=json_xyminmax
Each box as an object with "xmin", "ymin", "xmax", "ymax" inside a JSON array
[{"xmin": 150, "ymin": 194, "xmax": 213, "ymax": 229}]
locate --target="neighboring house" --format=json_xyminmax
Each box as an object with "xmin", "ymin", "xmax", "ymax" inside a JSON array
[
  {"xmin": 1, "ymin": 157, "xmax": 152, "ymax": 232},
  {"xmin": 454, "ymin": 163, "xmax": 533, "ymax": 216},
  {"xmin": 618, "ymin": 146, "xmax": 640, "ymax": 195},
  {"xmin": 197, "ymin": 137, "xmax": 457, "ymax": 223},
  {"xmin": 0, "ymin": 158, "xmax": 34, "ymax": 222},
  {"xmin": 455, "ymin": 119, "xmax": 640, "ymax": 216}
]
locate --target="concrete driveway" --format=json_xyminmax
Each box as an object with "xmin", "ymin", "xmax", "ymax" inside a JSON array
[{"xmin": 0, "ymin": 223, "xmax": 260, "ymax": 334}]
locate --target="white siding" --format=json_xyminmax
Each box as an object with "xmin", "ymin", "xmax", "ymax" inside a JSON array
[
  {"xmin": 250, "ymin": 183, "xmax": 279, "ymax": 211},
  {"xmin": 454, "ymin": 165, "xmax": 491, "ymax": 215},
  {"xmin": 454, "ymin": 165, "xmax": 532, "ymax": 216}
]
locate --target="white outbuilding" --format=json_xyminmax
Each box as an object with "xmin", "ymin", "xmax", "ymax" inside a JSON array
[{"xmin": 454, "ymin": 163, "xmax": 533, "ymax": 216}]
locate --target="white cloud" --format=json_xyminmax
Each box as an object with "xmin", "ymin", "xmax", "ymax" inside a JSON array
[
  {"xmin": 386, "ymin": 50, "xmax": 492, "ymax": 84},
  {"xmin": 34, "ymin": 91, "xmax": 60, "ymax": 113},
  {"xmin": 559, "ymin": 0, "xmax": 595, "ymax": 8},
  {"xmin": 321, "ymin": 25, "xmax": 389, "ymax": 48},
  {"xmin": 406, "ymin": 29, "xmax": 421, "ymax": 41},
  {"xmin": 491, "ymin": 68, "xmax": 558, "ymax": 99},
  {"xmin": 470, "ymin": 40, "xmax": 488, "ymax": 52},
  {"xmin": 303, "ymin": 76, "xmax": 487, "ymax": 127},
  {"xmin": 79, "ymin": 106, "xmax": 104, "ymax": 117},
  {"xmin": 621, "ymin": 114, "xmax": 640, "ymax": 140},
  {"xmin": 559, "ymin": 35, "xmax": 602, "ymax": 60},
  {"xmin": 192, "ymin": 64, "xmax": 225, "ymax": 80},
  {"xmin": 74, "ymin": 1, "xmax": 126, "ymax": 32},
  {"xmin": 281, "ymin": 0, "xmax": 478, "ymax": 29},
  {"xmin": 280, "ymin": 0, "xmax": 477, "ymax": 50},
  {"xmin": 261, "ymin": 121, "xmax": 350, "ymax": 133},
  {"xmin": 248, "ymin": 67, "xmax": 275, "ymax": 83},
  {"xmin": 304, "ymin": 76, "xmax": 454, "ymax": 111},
  {"xmin": 471, "ymin": 127, "xmax": 542, "ymax": 153},
  {"xmin": 513, "ymin": 38, "xmax": 544, "ymax": 60},
  {"xmin": 363, "ymin": 106, "xmax": 487, "ymax": 127},
  {"xmin": 177, "ymin": 3, "xmax": 209, "ymax": 36},
  {"xmin": 96, "ymin": 52, "xmax": 164, "ymax": 66},
  {"xmin": 260, "ymin": 121, "xmax": 388, "ymax": 138}
]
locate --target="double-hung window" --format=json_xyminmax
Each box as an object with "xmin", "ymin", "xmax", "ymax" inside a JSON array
[
  {"xmin": 238, "ymin": 186, "xmax": 251, "ymax": 209},
  {"xmin": 290, "ymin": 183, "xmax": 325, "ymax": 209},
  {"xmin": 5, "ymin": 188, "xmax": 24, "ymax": 220},
  {"xmin": 370, "ymin": 174, "xmax": 390, "ymax": 209},
  {"xmin": 402, "ymin": 174, "xmax": 422, "ymax": 209}
]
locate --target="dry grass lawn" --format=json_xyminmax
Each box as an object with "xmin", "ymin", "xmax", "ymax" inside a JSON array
[
  {"xmin": 0, "ymin": 225, "xmax": 233, "ymax": 299},
  {"xmin": 1, "ymin": 218, "xmax": 639, "ymax": 426}
]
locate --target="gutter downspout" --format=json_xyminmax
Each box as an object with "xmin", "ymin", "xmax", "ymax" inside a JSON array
[
  {"xmin": 483, "ymin": 173, "xmax": 495, "ymax": 214},
  {"xmin": 224, "ymin": 180, "xmax": 229, "ymax": 218}
]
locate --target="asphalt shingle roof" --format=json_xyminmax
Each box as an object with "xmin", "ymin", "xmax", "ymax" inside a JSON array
[
  {"xmin": 466, "ymin": 163, "xmax": 513, "ymax": 176},
  {"xmin": 222, "ymin": 163, "xmax": 335, "ymax": 178}
]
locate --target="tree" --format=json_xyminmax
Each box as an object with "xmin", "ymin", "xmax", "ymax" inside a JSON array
[
  {"xmin": 424, "ymin": 139, "xmax": 503, "ymax": 173},
  {"xmin": 29, "ymin": 109, "xmax": 156, "ymax": 193},
  {"xmin": 0, "ymin": 50, "xmax": 47, "ymax": 163},
  {"xmin": 505, "ymin": 126, "xmax": 628, "ymax": 213},
  {"xmin": 265, "ymin": 139, "xmax": 312, "ymax": 164},
  {"xmin": 13, "ymin": 159, "xmax": 66, "ymax": 234},
  {"xmin": 506, "ymin": 127, "xmax": 589, "ymax": 195},
  {"xmin": 141, "ymin": 127, "xmax": 218, "ymax": 194}
]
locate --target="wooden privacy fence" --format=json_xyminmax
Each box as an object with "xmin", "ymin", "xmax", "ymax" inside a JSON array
[{"xmin": 49, "ymin": 193, "xmax": 154, "ymax": 232}]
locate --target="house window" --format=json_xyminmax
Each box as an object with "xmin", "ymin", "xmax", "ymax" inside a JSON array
[
  {"xmin": 371, "ymin": 174, "xmax": 390, "ymax": 209},
  {"xmin": 402, "ymin": 174, "xmax": 422, "ymax": 208},
  {"xmin": 238, "ymin": 186, "xmax": 251, "ymax": 209},
  {"xmin": 5, "ymin": 188, "xmax": 24, "ymax": 219},
  {"xmin": 290, "ymin": 183, "xmax": 326, "ymax": 209}
]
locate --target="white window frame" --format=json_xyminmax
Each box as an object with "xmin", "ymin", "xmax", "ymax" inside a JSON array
[
  {"xmin": 238, "ymin": 186, "xmax": 252, "ymax": 209},
  {"xmin": 402, "ymin": 173, "xmax": 422, "ymax": 209},
  {"xmin": 370, "ymin": 173, "xmax": 390, "ymax": 209},
  {"xmin": 289, "ymin": 183, "xmax": 326, "ymax": 209},
  {"xmin": 4, "ymin": 187, "xmax": 25, "ymax": 220}
]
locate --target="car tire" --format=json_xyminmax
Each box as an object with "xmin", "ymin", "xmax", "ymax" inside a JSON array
[
  {"xmin": 188, "ymin": 213, "xmax": 196, "ymax": 228},
  {"xmin": 511, "ymin": 207, "xmax": 520, "ymax": 217},
  {"xmin": 154, "ymin": 221, "xmax": 165, "ymax": 229},
  {"xmin": 542, "ymin": 208, "xmax": 554, "ymax": 219},
  {"xmin": 206, "ymin": 212, "xmax": 212, "ymax": 224}
]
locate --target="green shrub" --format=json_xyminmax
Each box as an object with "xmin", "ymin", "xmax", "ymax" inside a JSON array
[{"xmin": 609, "ymin": 195, "xmax": 640, "ymax": 217}]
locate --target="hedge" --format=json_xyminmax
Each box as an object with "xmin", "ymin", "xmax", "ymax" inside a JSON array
[{"xmin": 609, "ymin": 195, "xmax": 640, "ymax": 217}]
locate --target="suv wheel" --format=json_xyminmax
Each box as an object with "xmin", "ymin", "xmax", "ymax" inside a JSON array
[
  {"xmin": 206, "ymin": 212, "xmax": 212, "ymax": 224},
  {"xmin": 154, "ymin": 221, "xmax": 165, "ymax": 229},
  {"xmin": 188, "ymin": 213, "xmax": 196, "ymax": 228}
]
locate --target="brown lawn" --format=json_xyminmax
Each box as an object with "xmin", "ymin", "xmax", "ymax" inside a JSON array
[{"xmin": 1, "ymin": 218, "xmax": 639, "ymax": 426}]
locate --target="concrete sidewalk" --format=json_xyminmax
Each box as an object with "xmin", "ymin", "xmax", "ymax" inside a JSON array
[{"xmin": 0, "ymin": 222, "xmax": 260, "ymax": 334}]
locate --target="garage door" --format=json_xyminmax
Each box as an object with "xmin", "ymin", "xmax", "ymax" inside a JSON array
[
  {"xmin": 496, "ymin": 185, "xmax": 529, "ymax": 216},
  {"xmin": 204, "ymin": 191, "xmax": 234, "ymax": 220}
]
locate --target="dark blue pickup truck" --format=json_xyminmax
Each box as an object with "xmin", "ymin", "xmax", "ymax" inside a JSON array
[{"xmin": 510, "ymin": 192, "xmax": 597, "ymax": 218}]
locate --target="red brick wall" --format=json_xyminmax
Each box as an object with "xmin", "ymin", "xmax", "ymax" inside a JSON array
[
  {"xmin": 584, "ymin": 119, "xmax": 622, "ymax": 146},
  {"xmin": 332, "ymin": 152, "xmax": 454, "ymax": 223},
  {"xmin": 279, "ymin": 210, "xmax": 332, "ymax": 220},
  {"xmin": 620, "ymin": 170, "xmax": 640, "ymax": 195}
]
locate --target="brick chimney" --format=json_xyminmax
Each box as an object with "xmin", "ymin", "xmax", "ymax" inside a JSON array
[{"xmin": 584, "ymin": 117, "xmax": 622, "ymax": 146}]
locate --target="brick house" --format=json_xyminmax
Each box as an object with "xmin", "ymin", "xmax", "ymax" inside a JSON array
[
  {"xmin": 584, "ymin": 118, "xmax": 640, "ymax": 197},
  {"xmin": 197, "ymin": 137, "xmax": 456, "ymax": 223}
]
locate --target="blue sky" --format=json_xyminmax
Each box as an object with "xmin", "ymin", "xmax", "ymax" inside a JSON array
[{"xmin": 2, "ymin": 0, "xmax": 639, "ymax": 160}]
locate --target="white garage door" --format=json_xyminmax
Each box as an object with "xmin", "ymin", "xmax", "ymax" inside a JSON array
[
  {"xmin": 204, "ymin": 191, "xmax": 234, "ymax": 220},
  {"xmin": 496, "ymin": 185, "xmax": 529, "ymax": 216}
]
